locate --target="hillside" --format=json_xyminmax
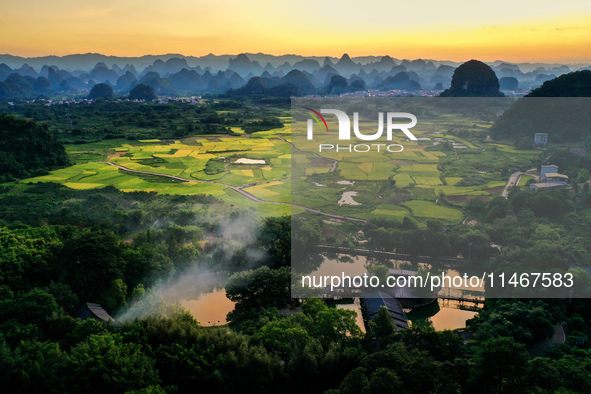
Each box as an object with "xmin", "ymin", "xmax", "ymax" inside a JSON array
[
  {"xmin": 0, "ymin": 114, "xmax": 69, "ymax": 182},
  {"xmin": 490, "ymin": 70, "xmax": 591, "ymax": 141},
  {"xmin": 526, "ymin": 70, "xmax": 591, "ymax": 97}
]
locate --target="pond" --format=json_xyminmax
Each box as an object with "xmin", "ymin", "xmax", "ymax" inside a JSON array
[
  {"xmin": 182, "ymin": 288, "xmax": 475, "ymax": 331},
  {"xmin": 309, "ymin": 253, "xmax": 482, "ymax": 331},
  {"xmin": 408, "ymin": 299, "xmax": 477, "ymax": 331},
  {"xmin": 180, "ymin": 289, "xmax": 235, "ymax": 326},
  {"xmin": 182, "ymin": 253, "xmax": 480, "ymax": 331}
]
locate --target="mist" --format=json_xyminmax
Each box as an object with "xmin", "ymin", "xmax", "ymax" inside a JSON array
[{"xmin": 116, "ymin": 212, "xmax": 267, "ymax": 323}]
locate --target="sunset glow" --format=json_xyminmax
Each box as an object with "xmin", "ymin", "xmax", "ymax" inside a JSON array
[{"xmin": 1, "ymin": 0, "xmax": 590, "ymax": 62}]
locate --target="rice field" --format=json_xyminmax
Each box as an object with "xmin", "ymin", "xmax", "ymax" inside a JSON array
[
  {"xmin": 15, "ymin": 112, "xmax": 538, "ymax": 223},
  {"xmin": 403, "ymin": 200, "xmax": 464, "ymax": 221}
]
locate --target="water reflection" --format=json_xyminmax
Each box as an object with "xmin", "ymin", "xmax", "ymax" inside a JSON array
[
  {"xmin": 182, "ymin": 256, "xmax": 480, "ymax": 332},
  {"xmin": 182, "ymin": 289, "xmax": 476, "ymax": 331},
  {"xmin": 180, "ymin": 289, "xmax": 235, "ymax": 326},
  {"xmin": 408, "ymin": 299, "xmax": 477, "ymax": 331}
]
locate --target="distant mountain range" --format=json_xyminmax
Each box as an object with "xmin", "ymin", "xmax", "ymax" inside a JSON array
[{"xmin": 0, "ymin": 52, "xmax": 589, "ymax": 100}]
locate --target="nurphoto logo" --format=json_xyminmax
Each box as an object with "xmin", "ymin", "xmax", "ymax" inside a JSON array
[{"xmin": 305, "ymin": 108, "xmax": 418, "ymax": 153}]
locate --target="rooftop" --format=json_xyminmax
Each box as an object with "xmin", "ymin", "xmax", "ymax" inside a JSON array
[
  {"xmin": 546, "ymin": 173, "xmax": 569, "ymax": 179},
  {"xmin": 78, "ymin": 302, "xmax": 115, "ymax": 322}
]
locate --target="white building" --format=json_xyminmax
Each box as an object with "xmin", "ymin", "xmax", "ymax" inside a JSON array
[{"xmin": 534, "ymin": 133, "xmax": 548, "ymax": 145}]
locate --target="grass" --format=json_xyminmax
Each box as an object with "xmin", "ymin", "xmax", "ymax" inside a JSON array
[
  {"xmin": 393, "ymin": 174, "xmax": 414, "ymax": 187},
  {"xmin": 403, "ymin": 200, "xmax": 464, "ymax": 221},
  {"xmin": 370, "ymin": 204, "xmax": 410, "ymax": 220},
  {"xmin": 412, "ymin": 176, "xmax": 443, "ymax": 186},
  {"xmin": 518, "ymin": 175, "xmax": 534, "ymax": 186}
]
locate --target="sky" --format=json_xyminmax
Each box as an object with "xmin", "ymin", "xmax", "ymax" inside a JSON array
[{"xmin": 1, "ymin": 0, "xmax": 591, "ymax": 63}]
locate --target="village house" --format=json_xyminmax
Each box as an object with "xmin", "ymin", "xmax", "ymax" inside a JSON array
[
  {"xmin": 530, "ymin": 164, "xmax": 569, "ymax": 190},
  {"xmin": 534, "ymin": 133, "xmax": 548, "ymax": 145}
]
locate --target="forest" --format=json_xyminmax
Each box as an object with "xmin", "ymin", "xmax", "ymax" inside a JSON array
[
  {"xmin": 1, "ymin": 178, "xmax": 591, "ymax": 393},
  {"xmin": 0, "ymin": 115, "xmax": 69, "ymax": 182},
  {"xmin": 0, "ymin": 100, "xmax": 286, "ymax": 143}
]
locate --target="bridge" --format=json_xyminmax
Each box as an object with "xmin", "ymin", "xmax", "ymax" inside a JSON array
[{"xmin": 316, "ymin": 245, "xmax": 478, "ymax": 268}]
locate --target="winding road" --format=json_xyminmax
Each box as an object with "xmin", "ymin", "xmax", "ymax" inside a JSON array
[
  {"xmin": 502, "ymin": 169, "xmax": 539, "ymax": 198},
  {"xmin": 529, "ymin": 324, "xmax": 566, "ymax": 357}
]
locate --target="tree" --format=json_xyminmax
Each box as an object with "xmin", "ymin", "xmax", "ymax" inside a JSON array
[
  {"xmin": 58, "ymin": 229, "xmax": 126, "ymax": 301},
  {"xmin": 44, "ymin": 282, "xmax": 79, "ymax": 314},
  {"xmin": 366, "ymin": 265, "xmax": 389, "ymax": 284},
  {"xmin": 338, "ymin": 367, "xmax": 369, "ymax": 394},
  {"xmin": 0, "ymin": 114, "xmax": 69, "ymax": 182},
  {"xmin": 466, "ymin": 197, "xmax": 486, "ymax": 213},
  {"xmin": 362, "ymin": 367, "xmax": 402, "ymax": 394},
  {"xmin": 515, "ymin": 136, "xmax": 532, "ymax": 150},
  {"xmin": 397, "ymin": 325, "xmax": 464, "ymax": 362},
  {"xmin": 471, "ymin": 337, "xmax": 529, "ymax": 393},
  {"xmin": 576, "ymin": 168, "xmax": 590, "ymax": 184},
  {"xmin": 0, "ymin": 339, "xmax": 70, "ymax": 394},
  {"xmin": 258, "ymin": 216, "xmax": 292, "ymax": 268},
  {"xmin": 68, "ymin": 332, "xmax": 160, "ymax": 393},
  {"xmin": 302, "ymin": 299, "xmax": 362, "ymax": 345},
  {"xmin": 251, "ymin": 315, "xmax": 311, "ymax": 356},
  {"xmin": 225, "ymin": 266, "xmax": 291, "ymax": 322},
  {"xmin": 457, "ymin": 229, "xmax": 493, "ymax": 260},
  {"xmin": 100, "ymin": 279, "xmax": 127, "ymax": 312},
  {"xmin": 371, "ymin": 306, "xmax": 395, "ymax": 340},
  {"xmin": 0, "ymin": 288, "xmax": 61, "ymax": 327},
  {"xmin": 486, "ymin": 196, "xmax": 511, "ymax": 220},
  {"xmin": 467, "ymin": 300, "xmax": 555, "ymax": 347}
]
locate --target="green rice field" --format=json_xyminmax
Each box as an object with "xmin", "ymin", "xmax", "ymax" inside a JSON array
[{"xmin": 18, "ymin": 111, "xmax": 540, "ymax": 223}]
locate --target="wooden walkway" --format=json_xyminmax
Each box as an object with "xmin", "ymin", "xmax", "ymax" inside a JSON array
[{"xmin": 316, "ymin": 245, "xmax": 479, "ymax": 267}]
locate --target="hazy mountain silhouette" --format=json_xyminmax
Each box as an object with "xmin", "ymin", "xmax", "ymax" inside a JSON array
[
  {"xmin": 440, "ymin": 60, "xmax": 503, "ymax": 97},
  {"xmin": 499, "ymin": 77, "xmax": 518, "ymax": 90},
  {"xmin": 0, "ymin": 52, "xmax": 588, "ymax": 100},
  {"xmin": 378, "ymin": 72, "xmax": 422, "ymax": 91}
]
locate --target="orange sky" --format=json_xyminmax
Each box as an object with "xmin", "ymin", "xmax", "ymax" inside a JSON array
[{"xmin": 1, "ymin": 0, "xmax": 590, "ymax": 63}]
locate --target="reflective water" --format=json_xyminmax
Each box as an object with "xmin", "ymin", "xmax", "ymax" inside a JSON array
[
  {"xmin": 183, "ymin": 255, "xmax": 480, "ymax": 331},
  {"xmin": 180, "ymin": 289, "xmax": 235, "ymax": 326},
  {"xmin": 408, "ymin": 299, "xmax": 477, "ymax": 331}
]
